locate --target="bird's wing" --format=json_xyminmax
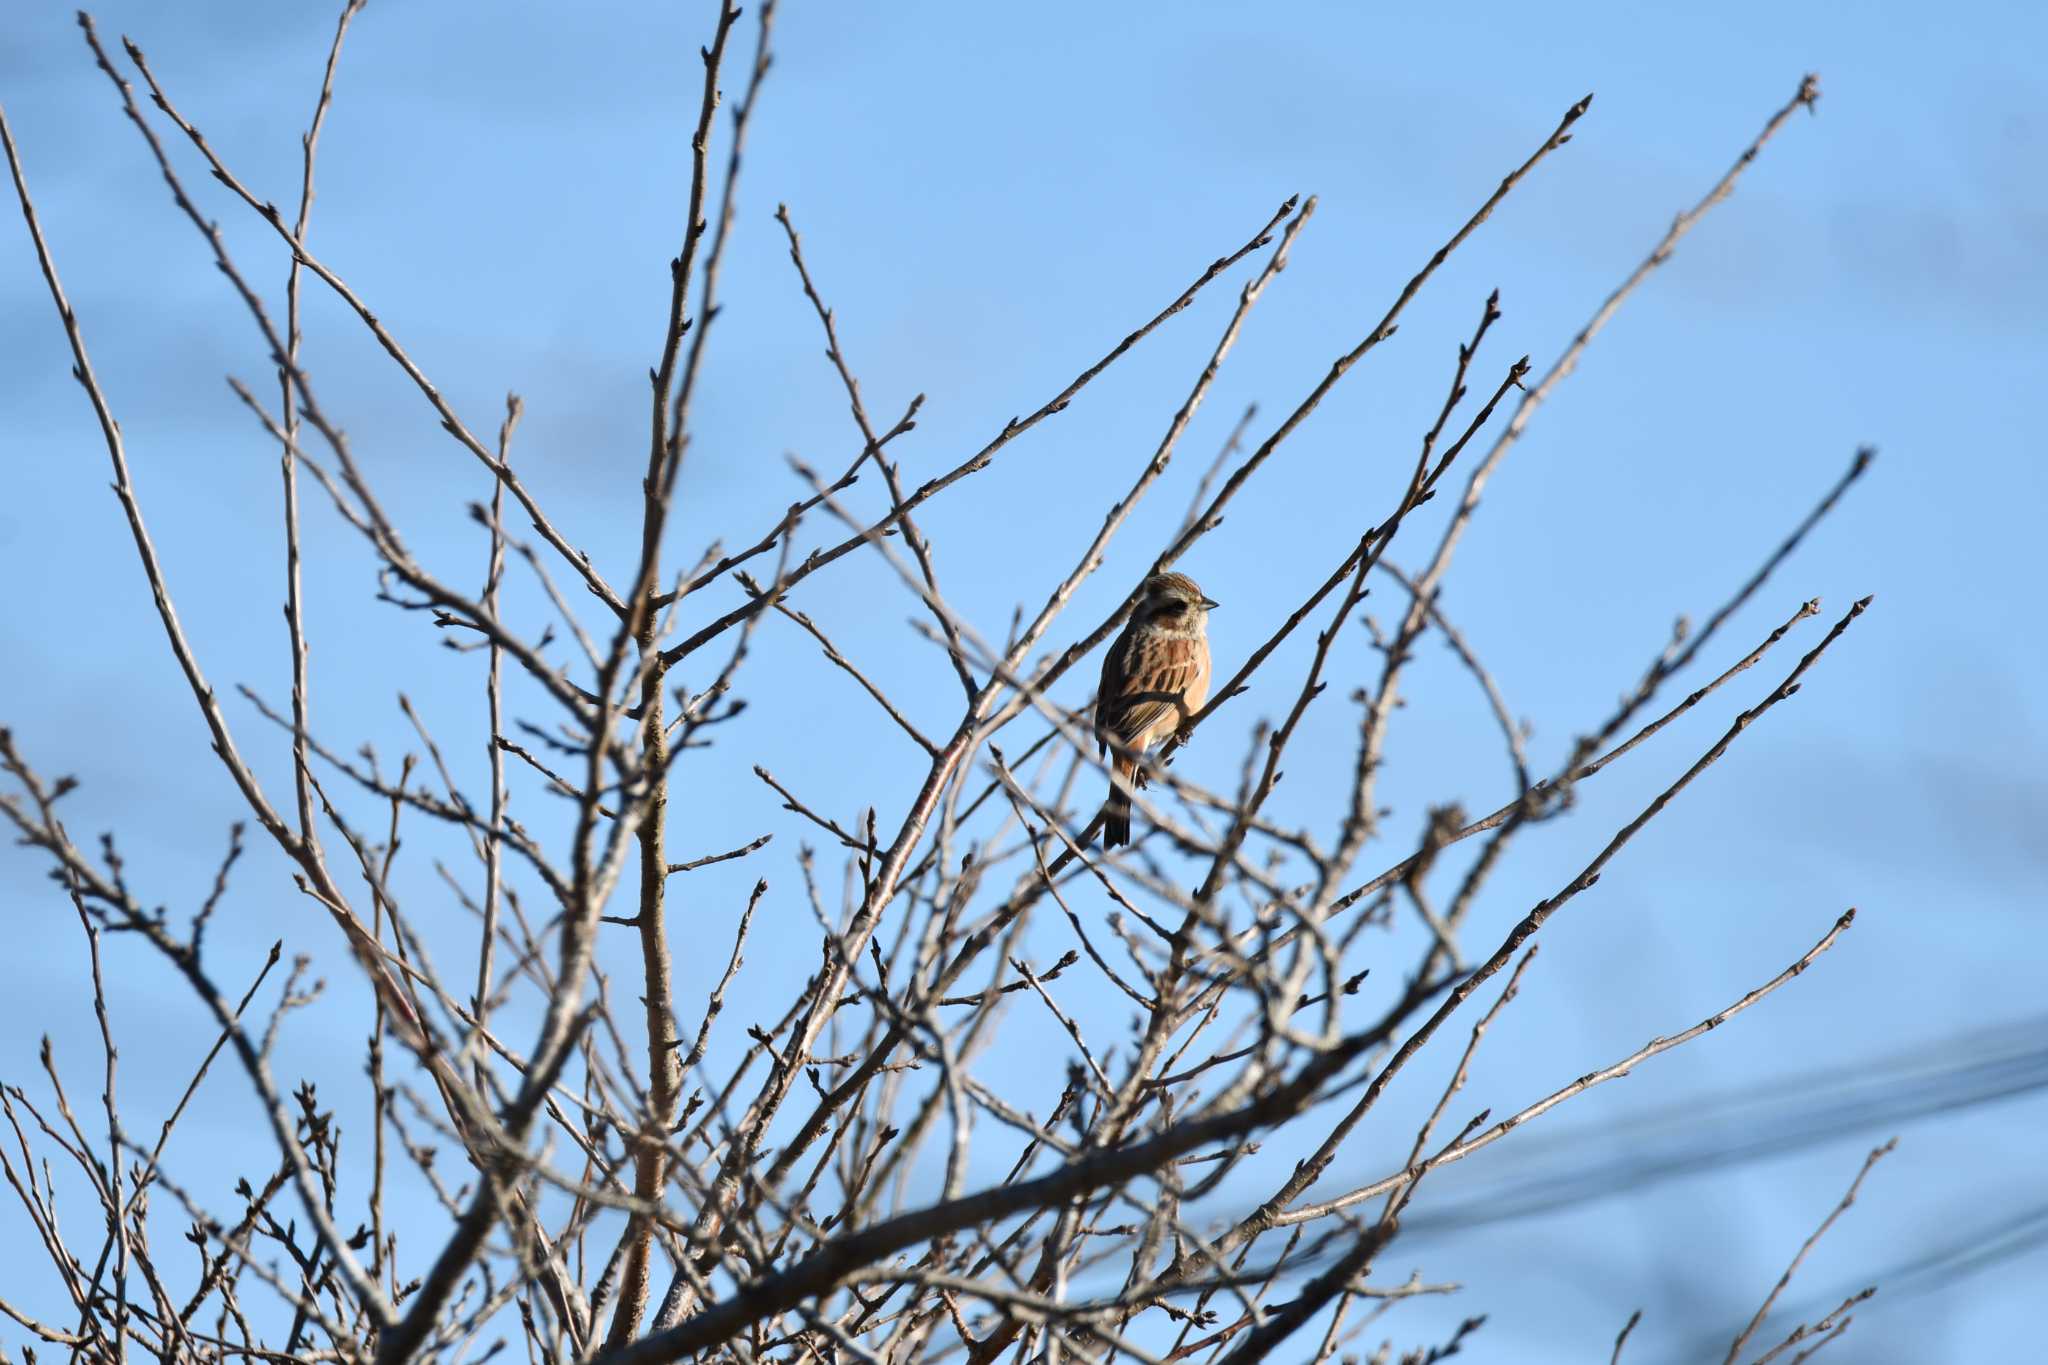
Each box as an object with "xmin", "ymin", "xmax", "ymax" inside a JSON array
[
  {"xmin": 1096, "ymin": 633, "xmax": 1124, "ymax": 756},
  {"xmin": 1102, "ymin": 634, "xmax": 1203, "ymax": 749}
]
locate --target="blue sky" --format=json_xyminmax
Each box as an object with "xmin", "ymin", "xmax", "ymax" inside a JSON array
[{"xmin": 3, "ymin": 1, "xmax": 2043, "ymax": 1360}]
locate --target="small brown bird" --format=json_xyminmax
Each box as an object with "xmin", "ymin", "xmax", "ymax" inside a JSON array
[{"xmin": 1095, "ymin": 571, "xmax": 1217, "ymax": 847}]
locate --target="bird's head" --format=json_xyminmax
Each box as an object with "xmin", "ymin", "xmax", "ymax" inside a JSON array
[{"xmin": 1138, "ymin": 572, "xmax": 1219, "ymax": 630}]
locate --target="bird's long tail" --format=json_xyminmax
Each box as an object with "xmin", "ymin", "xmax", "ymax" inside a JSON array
[{"xmin": 1102, "ymin": 753, "xmax": 1137, "ymax": 848}]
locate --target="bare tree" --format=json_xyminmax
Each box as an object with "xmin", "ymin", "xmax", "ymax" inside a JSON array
[{"xmin": 0, "ymin": 7, "xmax": 1888, "ymax": 1363}]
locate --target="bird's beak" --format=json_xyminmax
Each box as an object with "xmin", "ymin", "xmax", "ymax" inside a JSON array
[{"xmin": 1200, "ymin": 596, "xmax": 1221, "ymax": 610}]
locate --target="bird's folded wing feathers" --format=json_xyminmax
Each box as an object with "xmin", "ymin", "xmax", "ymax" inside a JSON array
[{"xmin": 1102, "ymin": 649, "xmax": 1199, "ymax": 745}]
